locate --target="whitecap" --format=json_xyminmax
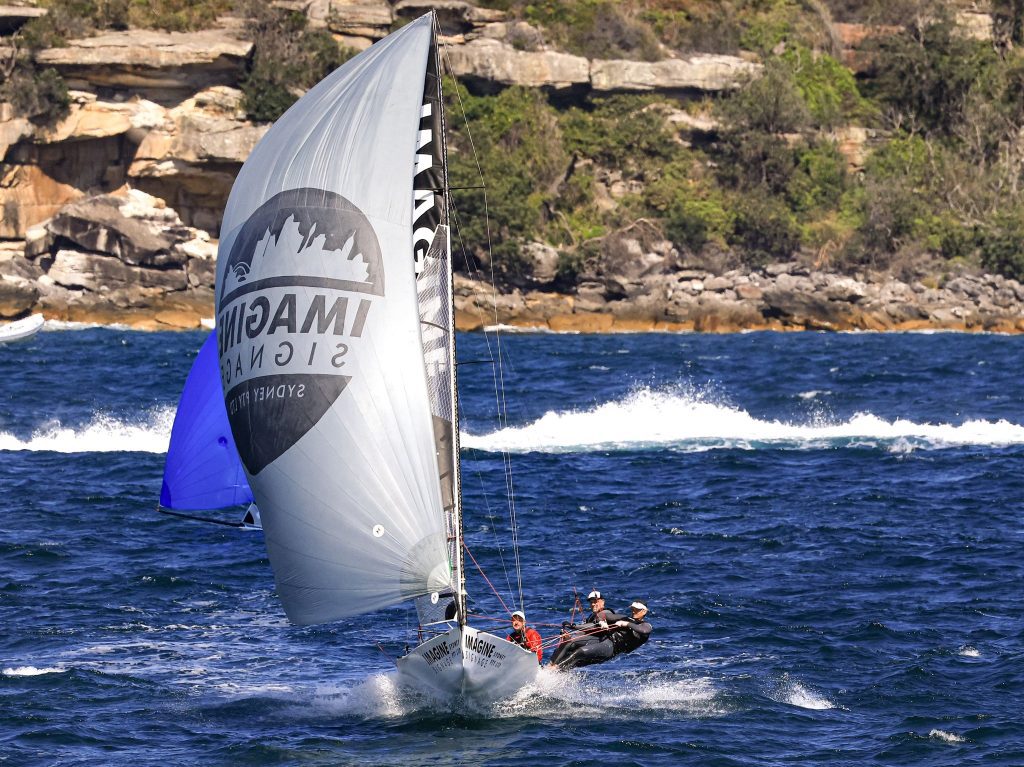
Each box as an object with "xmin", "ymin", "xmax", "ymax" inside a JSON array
[
  {"xmin": 0, "ymin": 407, "xmax": 175, "ymax": 453},
  {"xmin": 768, "ymin": 675, "xmax": 835, "ymax": 710},
  {"xmin": 959, "ymin": 646, "xmax": 980, "ymax": 658},
  {"xmin": 929, "ymin": 728, "xmax": 967, "ymax": 744},
  {"xmin": 460, "ymin": 385, "xmax": 1024, "ymax": 454},
  {"xmin": 3, "ymin": 666, "xmax": 66, "ymax": 676}
]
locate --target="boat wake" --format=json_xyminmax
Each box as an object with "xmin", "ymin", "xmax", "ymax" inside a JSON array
[
  {"xmin": 462, "ymin": 387, "xmax": 1024, "ymax": 454},
  {"xmin": 6, "ymin": 386, "xmax": 1022, "ymax": 456},
  {"xmin": 309, "ymin": 668, "xmax": 727, "ymax": 720},
  {"xmin": 0, "ymin": 407, "xmax": 174, "ymax": 453}
]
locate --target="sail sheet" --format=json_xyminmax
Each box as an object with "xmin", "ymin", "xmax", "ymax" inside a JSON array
[
  {"xmin": 214, "ymin": 14, "xmax": 452, "ymax": 625},
  {"xmin": 160, "ymin": 333, "xmax": 252, "ymax": 511}
]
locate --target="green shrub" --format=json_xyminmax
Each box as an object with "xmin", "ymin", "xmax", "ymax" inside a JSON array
[
  {"xmin": 781, "ymin": 45, "xmax": 873, "ymax": 128},
  {"xmin": 239, "ymin": 4, "xmax": 355, "ymax": 122},
  {"xmin": 1, "ymin": 66, "xmax": 71, "ymax": 125},
  {"xmin": 979, "ymin": 210, "xmax": 1024, "ymax": 280},
  {"xmin": 728, "ymin": 192, "xmax": 801, "ymax": 266},
  {"xmin": 446, "ymin": 82, "xmax": 568, "ymax": 277},
  {"xmin": 482, "ymin": 0, "xmax": 662, "ymax": 60},
  {"xmin": 560, "ymin": 95, "xmax": 676, "ymax": 174},
  {"xmin": 786, "ymin": 140, "xmax": 846, "ymax": 213},
  {"xmin": 20, "ymin": 0, "xmax": 230, "ymax": 43},
  {"xmin": 866, "ymin": 16, "xmax": 998, "ymax": 135}
]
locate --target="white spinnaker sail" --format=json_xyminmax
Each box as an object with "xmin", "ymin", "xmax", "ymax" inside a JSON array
[{"xmin": 214, "ymin": 15, "xmax": 451, "ymax": 625}]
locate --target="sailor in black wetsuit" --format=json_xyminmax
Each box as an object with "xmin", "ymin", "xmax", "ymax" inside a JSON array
[
  {"xmin": 549, "ymin": 590, "xmax": 621, "ymax": 667},
  {"xmin": 582, "ymin": 590, "xmax": 620, "ymax": 631},
  {"xmin": 551, "ymin": 597, "xmax": 651, "ymax": 670},
  {"xmin": 608, "ymin": 601, "xmax": 652, "ymax": 656}
]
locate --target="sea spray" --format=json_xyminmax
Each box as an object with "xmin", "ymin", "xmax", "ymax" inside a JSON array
[
  {"xmin": 461, "ymin": 386, "xmax": 1024, "ymax": 453},
  {"xmin": 0, "ymin": 407, "xmax": 175, "ymax": 453}
]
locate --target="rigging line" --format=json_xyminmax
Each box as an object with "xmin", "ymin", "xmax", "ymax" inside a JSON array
[
  {"xmin": 441, "ymin": 44, "xmax": 524, "ymax": 612},
  {"xmin": 155, "ymin": 506, "xmax": 245, "ymax": 528},
  {"xmin": 463, "ymin": 540, "xmax": 513, "ymax": 616},
  {"xmin": 474, "ymin": 467, "xmax": 517, "ymax": 605}
]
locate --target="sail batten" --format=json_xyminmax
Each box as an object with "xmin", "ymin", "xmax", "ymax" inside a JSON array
[{"xmin": 215, "ymin": 14, "xmax": 452, "ymax": 625}]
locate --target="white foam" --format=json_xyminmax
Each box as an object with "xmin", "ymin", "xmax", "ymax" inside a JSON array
[
  {"xmin": 461, "ymin": 386, "xmax": 1024, "ymax": 453},
  {"xmin": 3, "ymin": 666, "xmax": 66, "ymax": 676},
  {"xmin": 959, "ymin": 646, "xmax": 980, "ymax": 658},
  {"xmin": 0, "ymin": 407, "xmax": 175, "ymax": 453},
  {"xmin": 784, "ymin": 682, "xmax": 835, "ymax": 710},
  {"xmin": 482, "ymin": 324, "xmax": 570, "ymax": 334},
  {"xmin": 767, "ymin": 675, "xmax": 836, "ymax": 710},
  {"xmin": 929, "ymin": 729, "xmax": 967, "ymax": 744}
]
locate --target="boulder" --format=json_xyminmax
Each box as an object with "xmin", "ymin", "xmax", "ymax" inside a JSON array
[
  {"xmin": 47, "ymin": 248, "xmax": 186, "ymax": 293},
  {"xmin": 519, "ymin": 241, "xmax": 560, "ymax": 285},
  {"xmin": 0, "ymin": 274, "xmax": 39, "ymax": 318},
  {"xmin": 0, "ymin": 102, "xmax": 32, "ymax": 160},
  {"xmin": 40, "ymin": 190, "xmax": 190, "ymax": 267},
  {"xmin": 762, "ymin": 287, "xmax": 852, "ymax": 329},
  {"xmin": 128, "ymin": 87, "xmax": 266, "ymax": 231}
]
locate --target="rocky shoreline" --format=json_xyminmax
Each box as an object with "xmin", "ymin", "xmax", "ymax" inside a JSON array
[
  {"xmin": 1, "ymin": 186, "xmax": 1021, "ymax": 333},
  {"xmin": 454, "ymin": 268, "xmax": 1024, "ymax": 334}
]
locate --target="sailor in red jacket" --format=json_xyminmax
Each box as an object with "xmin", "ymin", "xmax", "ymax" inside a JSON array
[{"xmin": 506, "ymin": 610, "xmax": 543, "ymax": 663}]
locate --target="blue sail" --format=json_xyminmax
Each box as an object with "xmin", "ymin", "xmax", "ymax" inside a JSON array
[{"xmin": 160, "ymin": 333, "xmax": 252, "ymax": 510}]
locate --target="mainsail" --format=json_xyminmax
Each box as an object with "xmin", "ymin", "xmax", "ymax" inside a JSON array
[{"xmin": 214, "ymin": 15, "xmax": 453, "ymax": 625}]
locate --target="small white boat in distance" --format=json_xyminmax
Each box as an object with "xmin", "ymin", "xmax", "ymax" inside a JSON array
[{"xmin": 0, "ymin": 313, "xmax": 44, "ymax": 344}]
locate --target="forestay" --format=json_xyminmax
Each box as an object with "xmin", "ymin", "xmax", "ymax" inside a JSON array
[{"xmin": 214, "ymin": 15, "xmax": 452, "ymax": 625}]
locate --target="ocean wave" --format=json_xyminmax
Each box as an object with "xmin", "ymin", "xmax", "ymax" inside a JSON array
[
  {"xmin": 2, "ymin": 666, "xmax": 66, "ymax": 676},
  {"xmin": 929, "ymin": 728, "xmax": 967, "ymax": 744},
  {"xmin": 0, "ymin": 407, "xmax": 175, "ymax": 453},
  {"xmin": 461, "ymin": 387, "xmax": 1024, "ymax": 454}
]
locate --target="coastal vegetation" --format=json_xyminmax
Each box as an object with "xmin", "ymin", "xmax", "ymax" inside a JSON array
[{"xmin": 3, "ymin": 0, "xmax": 1024, "ymax": 287}]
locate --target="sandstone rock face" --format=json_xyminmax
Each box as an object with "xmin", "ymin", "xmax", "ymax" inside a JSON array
[
  {"xmin": 324, "ymin": 1, "xmax": 393, "ymax": 38},
  {"xmin": 128, "ymin": 87, "xmax": 267, "ymax": 233},
  {"xmin": 35, "ymin": 27, "xmax": 252, "ymax": 105},
  {"xmin": 394, "ymin": 0, "xmax": 504, "ymax": 33},
  {"xmin": 0, "ymin": 5, "xmax": 46, "ymax": 36},
  {"xmin": 591, "ymin": 55, "xmax": 760, "ymax": 93},
  {"xmin": 446, "ymin": 38, "xmax": 590, "ymax": 91}
]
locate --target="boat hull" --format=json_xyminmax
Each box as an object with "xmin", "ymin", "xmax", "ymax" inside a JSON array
[
  {"xmin": 396, "ymin": 625, "xmax": 539, "ymax": 704},
  {"xmin": 0, "ymin": 314, "xmax": 44, "ymax": 344}
]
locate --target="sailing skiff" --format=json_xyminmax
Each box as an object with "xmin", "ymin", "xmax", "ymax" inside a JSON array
[{"xmin": 162, "ymin": 12, "xmax": 538, "ymax": 703}]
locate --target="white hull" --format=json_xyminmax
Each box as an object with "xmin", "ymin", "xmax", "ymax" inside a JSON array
[
  {"xmin": 396, "ymin": 624, "xmax": 539, "ymax": 704},
  {"xmin": 0, "ymin": 314, "xmax": 44, "ymax": 344}
]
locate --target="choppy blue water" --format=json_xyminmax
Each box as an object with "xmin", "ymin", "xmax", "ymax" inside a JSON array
[{"xmin": 2, "ymin": 326, "xmax": 1022, "ymax": 766}]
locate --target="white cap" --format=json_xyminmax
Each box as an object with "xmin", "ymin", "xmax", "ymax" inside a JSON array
[
  {"xmin": 587, "ymin": 590, "xmax": 601, "ymax": 600},
  {"xmin": 630, "ymin": 601, "xmax": 647, "ymax": 612},
  {"xmin": 511, "ymin": 610, "xmax": 525, "ymax": 620}
]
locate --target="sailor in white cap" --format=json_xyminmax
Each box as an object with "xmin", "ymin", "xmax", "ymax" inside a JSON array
[
  {"xmin": 609, "ymin": 600, "xmax": 652, "ymax": 656},
  {"xmin": 583, "ymin": 589, "xmax": 621, "ymax": 629},
  {"xmin": 506, "ymin": 609, "xmax": 543, "ymax": 663}
]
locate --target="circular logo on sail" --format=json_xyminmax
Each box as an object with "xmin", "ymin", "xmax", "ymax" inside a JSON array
[{"xmin": 216, "ymin": 187, "xmax": 385, "ymax": 474}]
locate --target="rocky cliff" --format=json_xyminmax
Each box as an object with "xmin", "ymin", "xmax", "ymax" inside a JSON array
[{"xmin": 1, "ymin": 0, "xmax": 1021, "ymax": 332}]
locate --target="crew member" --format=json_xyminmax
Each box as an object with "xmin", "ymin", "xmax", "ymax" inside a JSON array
[
  {"xmin": 506, "ymin": 610, "xmax": 543, "ymax": 663},
  {"xmin": 551, "ymin": 599, "xmax": 653, "ymax": 670},
  {"xmin": 609, "ymin": 601, "xmax": 652, "ymax": 655},
  {"xmin": 582, "ymin": 590, "xmax": 622, "ymax": 632}
]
